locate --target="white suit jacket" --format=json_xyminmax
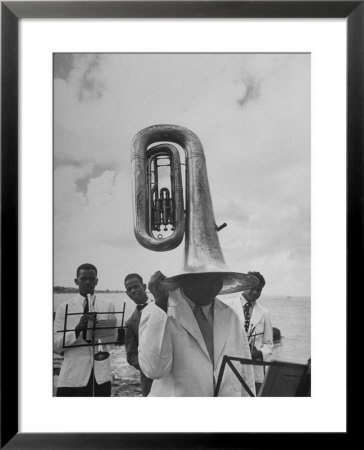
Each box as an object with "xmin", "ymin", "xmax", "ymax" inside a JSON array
[
  {"xmin": 222, "ymin": 295, "xmax": 273, "ymax": 383},
  {"xmin": 54, "ymin": 294, "xmax": 116, "ymax": 387},
  {"xmin": 138, "ymin": 288, "xmax": 256, "ymax": 397}
]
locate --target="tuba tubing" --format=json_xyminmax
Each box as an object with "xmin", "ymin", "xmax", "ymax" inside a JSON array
[
  {"xmin": 131, "ymin": 124, "xmax": 226, "ymax": 271},
  {"xmin": 132, "ymin": 138, "xmax": 185, "ymax": 251}
]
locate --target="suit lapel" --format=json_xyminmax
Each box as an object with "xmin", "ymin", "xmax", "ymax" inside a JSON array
[
  {"xmin": 169, "ymin": 289, "xmax": 211, "ymax": 361},
  {"xmin": 92, "ymin": 295, "xmax": 101, "ymax": 313},
  {"xmin": 250, "ymin": 303, "xmax": 263, "ymax": 330},
  {"xmin": 72, "ymin": 296, "xmax": 84, "ymax": 311},
  {"xmin": 213, "ymin": 298, "xmax": 231, "ymax": 368},
  {"xmin": 69, "ymin": 296, "xmax": 84, "ymax": 327}
]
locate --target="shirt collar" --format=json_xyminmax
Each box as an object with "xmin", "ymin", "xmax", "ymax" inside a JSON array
[
  {"xmin": 240, "ymin": 293, "xmax": 256, "ymax": 312},
  {"xmin": 240, "ymin": 292, "xmax": 250, "ymax": 305},
  {"xmin": 182, "ymin": 290, "xmax": 213, "ymax": 319},
  {"xmin": 201, "ymin": 302, "xmax": 213, "ymax": 319},
  {"xmin": 77, "ymin": 293, "xmax": 96, "ymax": 307},
  {"xmin": 136, "ymin": 297, "xmax": 151, "ymax": 307}
]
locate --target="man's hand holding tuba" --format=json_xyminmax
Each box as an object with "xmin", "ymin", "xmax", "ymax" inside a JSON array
[{"xmin": 148, "ymin": 271, "xmax": 169, "ymax": 312}]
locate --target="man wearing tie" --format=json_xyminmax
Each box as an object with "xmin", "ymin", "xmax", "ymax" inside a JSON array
[
  {"xmin": 241, "ymin": 272, "xmax": 273, "ymax": 395},
  {"xmin": 54, "ymin": 263, "xmax": 116, "ymax": 396},
  {"xmin": 138, "ymin": 271, "xmax": 255, "ymax": 397},
  {"xmin": 124, "ymin": 273, "xmax": 153, "ymax": 396}
]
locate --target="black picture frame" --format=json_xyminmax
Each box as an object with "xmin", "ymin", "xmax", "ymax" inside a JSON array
[{"xmin": 1, "ymin": 1, "xmax": 357, "ymax": 448}]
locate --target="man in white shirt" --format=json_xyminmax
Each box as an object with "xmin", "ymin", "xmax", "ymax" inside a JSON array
[
  {"xmin": 238, "ymin": 272, "xmax": 273, "ymax": 394},
  {"xmin": 54, "ymin": 263, "xmax": 116, "ymax": 396},
  {"xmin": 138, "ymin": 271, "xmax": 255, "ymax": 397},
  {"xmin": 124, "ymin": 273, "xmax": 153, "ymax": 396}
]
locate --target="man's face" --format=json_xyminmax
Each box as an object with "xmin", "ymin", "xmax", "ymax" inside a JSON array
[
  {"xmin": 181, "ymin": 273, "xmax": 224, "ymax": 306},
  {"xmin": 244, "ymin": 286, "xmax": 263, "ymax": 303},
  {"xmin": 125, "ymin": 277, "xmax": 148, "ymax": 305},
  {"xmin": 75, "ymin": 269, "xmax": 98, "ymax": 296}
]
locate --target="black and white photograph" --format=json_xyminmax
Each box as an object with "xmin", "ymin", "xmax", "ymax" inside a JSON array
[
  {"xmin": 53, "ymin": 53, "xmax": 311, "ymax": 398},
  {"xmin": 2, "ymin": 1, "xmax": 355, "ymax": 443}
]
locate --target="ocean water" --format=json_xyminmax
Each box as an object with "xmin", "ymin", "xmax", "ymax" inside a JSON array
[
  {"xmin": 53, "ymin": 293, "xmax": 311, "ymax": 365},
  {"xmin": 253, "ymin": 295, "xmax": 310, "ymax": 364}
]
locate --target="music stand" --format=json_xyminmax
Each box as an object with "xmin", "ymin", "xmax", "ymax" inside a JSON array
[
  {"xmin": 56, "ymin": 303, "xmax": 126, "ymax": 397},
  {"xmin": 214, "ymin": 355, "xmax": 311, "ymax": 397}
]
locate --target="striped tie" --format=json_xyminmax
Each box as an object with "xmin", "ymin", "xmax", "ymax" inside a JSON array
[{"xmin": 243, "ymin": 303, "xmax": 250, "ymax": 333}]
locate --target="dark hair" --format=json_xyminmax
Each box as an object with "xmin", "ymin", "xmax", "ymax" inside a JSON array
[
  {"xmin": 248, "ymin": 271, "xmax": 266, "ymax": 288},
  {"xmin": 76, "ymin": 263, "xmax": 97, "ymax": 277},
  {"xmin": 124, "ymin": 273, "xmax": 144, "ymax": 286}
]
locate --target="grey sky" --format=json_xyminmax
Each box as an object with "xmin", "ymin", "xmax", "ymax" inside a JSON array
[{"xmin": 54, "ymin": 53, "xmax": 310, "ymax": 295}]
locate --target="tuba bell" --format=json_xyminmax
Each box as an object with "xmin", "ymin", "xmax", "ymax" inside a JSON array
[{"xmin": 131, "ymin": 124, "xmax": 259, "ymax": 294}]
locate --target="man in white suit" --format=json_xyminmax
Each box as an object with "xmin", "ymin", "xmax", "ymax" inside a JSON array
[
  {"xmin": 138, "ymin": 271, "xmax": 256, "ymax": 397},
  {"xmin": 223, "ymin": 272, "xmax": 273, "ymax": 395},
  {"xmin": 54, "ymin": 263, "xmax": 116, "ymax": 396}
]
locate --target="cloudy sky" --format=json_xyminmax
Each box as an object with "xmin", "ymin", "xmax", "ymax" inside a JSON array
[{"xmin": 54, "ymin": 53, "xmax": 310, "ymax": 296}]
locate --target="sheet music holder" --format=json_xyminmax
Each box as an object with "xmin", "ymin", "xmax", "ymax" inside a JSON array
[
  {"xmin": 214, "ymin": 355, "xmax": 311, "ymax": 397},
  {"xmin": 258, "ymin": 360, "xmax": 310, "ymax": 397},
  {"xmin": 55, "ymin": 303, "xmax": 126, "ymax": 397},
  {"xmin": 57, "ymin": 303, "xmax": 126, "ymax": 349},
  {"xmin": 85, "ymin": 318, "xmax": 117, "ymax": 343}
]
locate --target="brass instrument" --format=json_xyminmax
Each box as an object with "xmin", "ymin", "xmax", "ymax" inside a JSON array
[
  {"xmin": 87, "ymin": 294, "xmax": 110, "ymax": 361},
  {"xmin": 131, "ymin": 124, "xmax": 259, "ymax": 294},
  {"xmin": 94, "ymin": 339, "xmax": 110, "ymax": 361}
]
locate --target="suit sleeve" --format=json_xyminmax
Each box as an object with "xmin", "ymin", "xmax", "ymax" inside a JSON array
[
  {"xmin": 125, "ymin": 318, "xmax": 141, "ymax": 370},
  {"xmin": 259, "ymin": 311, "xmax": 273, "ymax": 360},
  {"xmin": 53, "ymin": 302, "xmax": 82, "ymax": 354},
  {"xmin": 138, "ymin": 303, "xmax": 173, "ymax": 379}
]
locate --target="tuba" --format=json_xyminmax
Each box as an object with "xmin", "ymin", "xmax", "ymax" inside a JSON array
[{"xmin": 131, "ymin": 124, "xmax": 259, "ymax": 294}]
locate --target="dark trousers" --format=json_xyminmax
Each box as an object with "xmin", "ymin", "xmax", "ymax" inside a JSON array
[
  {"xmin": 56, "ymin": 369, "xmax": 111, "ymax": 397},
  {"xmin": 140, "ymin": 372, "xmax": 153, "ymax": 397}
]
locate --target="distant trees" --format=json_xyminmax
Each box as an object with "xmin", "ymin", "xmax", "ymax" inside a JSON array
[
  {"xmin": 53, "ymin": 286, "xmax": 125, "ymax": 293},
  {"xmin": 53, "ymin": 286, "xmax": 78, "ymax": 293}
]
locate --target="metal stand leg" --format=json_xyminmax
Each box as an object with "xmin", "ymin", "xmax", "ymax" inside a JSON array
[{"xmin": 92, "ymin": 340, "xmax": 95, "ymax": 398}]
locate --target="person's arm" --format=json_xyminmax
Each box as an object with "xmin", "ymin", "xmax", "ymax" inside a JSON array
[
  {"xmin": 125, "ymin": 321, "xmax": 140, "ymax": 370},
  {"xmin": 138, "ymin": 302, "xmax": 173, "ymax": 380}
]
